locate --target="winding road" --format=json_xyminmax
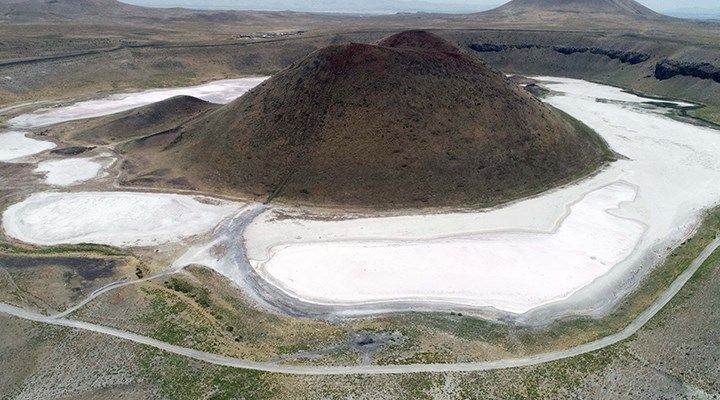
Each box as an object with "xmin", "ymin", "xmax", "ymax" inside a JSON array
[
  {"xmin": 2, "ymin": 236, "xmax": 717, "ymax": 376},
  {"xmin": 49, "ymin": 204, "xmax": 262, "ymax": 320}
]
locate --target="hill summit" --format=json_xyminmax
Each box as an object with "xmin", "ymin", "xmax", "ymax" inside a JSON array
[
  {"xmin": 491, "ymin": 0, "xmax": 662, "ymax": 18},
  {"xmin": 121, "ymin": 31, "xmax": 613, "ymax": 209}
]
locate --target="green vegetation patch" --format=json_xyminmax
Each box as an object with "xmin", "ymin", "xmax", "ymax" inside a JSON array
[
  {"xmin": 164, "ymin": 277, "xmax": 212, "ymax": 308},
  {"xmin": 137, "ymin": 348, "xmax": 277, "ymax": 400},
  {"xmin": 686, "ymin": 105, "xmax": 720, "ymax": 128},
  {"xmin": 122, "ymin": 271, "xmax": 347, "ymax": 362},
  {"xmin": 0, "ymin": 241, "xmax": 135, "ymax": 313},
  {"xmin": 398, "ymin": 373, "xmax": 439, "ymax": 400},
  {"xmin": 139, "ymin": 287, "xmax": 218, "ymax": 349},
  {"xmin": 0, "ymin": 242, "xmax": 125, "ymax": 257}
]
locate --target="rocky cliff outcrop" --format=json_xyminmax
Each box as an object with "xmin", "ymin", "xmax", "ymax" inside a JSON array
[
  {"xmin": 468, "ymin": 43, "xmax": 536, "ymax": 52},
  {"xmin": 553, "ymin": 47, "xmax": 649, "ymax": 64},
  {"xmin": 468, "ymin": 43, "xmax": 649, "ymax": 65},
  {"xmin": 654, "ymin": 60, "xmax": 720, "ymax": 83}
]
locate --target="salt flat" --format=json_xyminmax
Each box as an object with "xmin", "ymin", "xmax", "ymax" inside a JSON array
[
  {"xmin": 0, "ymin": 131, "xmax": 56, "ymax": 162},
  {"xmin": 7, "ymin": 77, "xmax": 268, "ymax": 128},
  {"xmin": 245, "ymin": 77, "xmax": 720, "ymax": 315},
  {"xmin": 2, "ymin": 192, "xmax": 242, "ymax": 247},
  {"xmin": 259, "ymin": 183, "xmax": 644, "ymax": 313},
  {"xmin": 34, "ymin": 156, "xmax": 114, "ymax": 186}
]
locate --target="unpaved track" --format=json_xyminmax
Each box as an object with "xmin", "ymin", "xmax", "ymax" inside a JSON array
[
  {"xmin": 51, "ymin": 204, "xmax": 261, "ymax": 319},
  {"xmin": 1, "ymin": 236, "xmax": 717, "ymax": 376}
]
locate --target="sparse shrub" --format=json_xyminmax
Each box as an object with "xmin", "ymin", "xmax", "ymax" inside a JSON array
[{"xmin": 164, "ymin": 278, "xmax": 212, "ymax": 308}]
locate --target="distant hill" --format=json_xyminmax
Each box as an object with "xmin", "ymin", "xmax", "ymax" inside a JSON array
[
  {"xmin": 0, "ymin": 0, "xmax": 349, "ymax": 23},
  {"xmin": 0, "ymin": 0, "xmax": 147, "ymax": 19},
  {"xmin": 119, "ymin": 31, "xmax": 612, "ymax": 210},
  {"xmin": 120, "ymin": 0, "xmax": 491, "ymax": 14},
  {"xmin": 662, "ymin": 7, "xmax": 720, "ymax": 20},
  {"xmin": 487, "ymin": 0, "xmax": 665, "ymax": 19}
]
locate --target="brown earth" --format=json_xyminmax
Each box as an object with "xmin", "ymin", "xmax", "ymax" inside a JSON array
[{"xmin": 118, "ymin": 31, "xmax": 612, "ymax": 210}]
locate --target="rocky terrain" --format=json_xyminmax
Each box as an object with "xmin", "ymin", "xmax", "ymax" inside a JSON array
[
  {"xmin": 469, "ymin": 43, "xmax": 651, "ymax": 65},
  {"xmin": 655, "ymin": 59, "xmax": 720, "ymax": 83}
]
